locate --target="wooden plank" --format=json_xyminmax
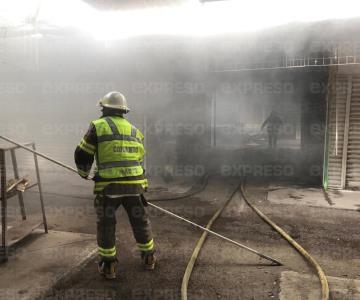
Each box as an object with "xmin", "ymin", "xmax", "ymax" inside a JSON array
[{"xmin": 1, "ymin": 182, "xmax": 38, "ymax": 201}]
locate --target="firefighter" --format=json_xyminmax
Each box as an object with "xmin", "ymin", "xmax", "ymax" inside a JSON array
[
  {"xmin": 261, "ymin": 111, "xmax": 283, "ymax": 149},
  {"xmin": 74, "ymin": 91, "xmax": 156, "ymax": 280}
]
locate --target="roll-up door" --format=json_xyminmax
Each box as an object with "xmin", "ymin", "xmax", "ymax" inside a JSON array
[
  {"xmin": 346, "ymin": 76, "xmax": 360, "ymax": 188},
  {"xmin": 326, "ymin": 75, "xmax": 348, "ymax": 189}
]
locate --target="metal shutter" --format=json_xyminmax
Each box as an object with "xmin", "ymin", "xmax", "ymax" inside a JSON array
[
  {"xmin": 327, "ymin": 75, "xmax": 348, "ymax": 189},
  {"xmin": 346, "ymin": 76, "xmax": 360, "ymax": 188}
]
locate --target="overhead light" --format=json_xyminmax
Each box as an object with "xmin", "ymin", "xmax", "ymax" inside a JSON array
[{"xmin": 1, "ymin": 0, "xmax": 360, "ymax": 40}]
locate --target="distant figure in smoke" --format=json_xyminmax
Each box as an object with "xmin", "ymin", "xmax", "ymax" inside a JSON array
[{"xmin": 261, "ymin": 111, "xmax": 283, "ymax": 149}]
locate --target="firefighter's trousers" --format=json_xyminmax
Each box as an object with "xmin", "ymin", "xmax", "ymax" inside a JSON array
[{"xmin": 94, "ymin": 194, "xmax": 155, "ymax": 261}]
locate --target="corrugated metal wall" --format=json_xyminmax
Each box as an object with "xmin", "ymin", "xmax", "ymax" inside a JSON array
[
  {"xmin": 326, "ymin": 73, "xmax": 360, "ymax": 189},
  {"xmin": 346, "ymin": 77, "xmax": 360, "ymax": 188},
  {"xmin": 326, "ymin": 75, "xmax": 347, "ymax": 188}
]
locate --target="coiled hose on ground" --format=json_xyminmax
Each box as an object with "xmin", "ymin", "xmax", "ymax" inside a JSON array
[
  {"xmin": 181, "ymin": 181, "xmax": 242, "ymax": 300},
  {"xmin": 179, "ymin": 179, "xmax": 329, "ymax": 300},
  {"xmin": 240, "ymin": 181, "xmax": 329, "ymax": 300}
]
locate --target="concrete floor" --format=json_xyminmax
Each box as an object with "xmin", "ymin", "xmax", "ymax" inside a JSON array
[
  {"xmin": 3, "ymin": 175, "xmax": 360, "ymax": 299},
  {"xmin": 280, "ymin": 271, "xmax": 360, "ymax": 300},
  {"xmin": 0, "ymin": 230, "xmax": 96, "ymax": 300},
  {"xmin": 268, "ymin": 184, "xmax": 360, "ymax": 210}
]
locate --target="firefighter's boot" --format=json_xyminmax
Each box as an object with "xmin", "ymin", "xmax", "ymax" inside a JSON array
[
  {"xmin": 98, "ymin": 259, "xmax": 117, "ymax": 279},
  {"xmin": 142, "ymin": 253, "xmax": 156, "ymax": 270}
]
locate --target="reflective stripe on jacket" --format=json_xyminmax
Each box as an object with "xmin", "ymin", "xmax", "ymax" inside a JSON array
[{"xmin": 92, "ymin": 116, "xmax": 148, "ymax": 193}]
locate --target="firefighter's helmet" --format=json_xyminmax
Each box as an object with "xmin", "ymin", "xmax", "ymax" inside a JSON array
[{"xmin": 98, "ymin": 91, "xmax": 130, "ymax": 113}]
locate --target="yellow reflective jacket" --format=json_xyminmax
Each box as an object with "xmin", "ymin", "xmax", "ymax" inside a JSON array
[{"xmin": 76, "ymin": 115, "xmax": 148, "ymax": 194}]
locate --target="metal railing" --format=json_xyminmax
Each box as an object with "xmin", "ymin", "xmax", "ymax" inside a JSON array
[
  {"xmin": 0, "ymin": 142, "xmax": 47, "ymax": 262},
  {"xmin": 211, "ymin": 55, "xmax": 360, "ymax": 73}
]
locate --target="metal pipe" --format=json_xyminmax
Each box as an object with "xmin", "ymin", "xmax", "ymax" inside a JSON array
[
  {"xmin": 10, "ymin": 148, "xmax": 26, "ymax": 220},
  {"xmin": 0, "ymin": 135, "xmax": 282, "ymax": 265},
  {"xmin": 32, "ymin": 143, "xmax": 48, "ymax": 233},
  {"xmin": 0, "ymin": 149, "xmax": 7, "ymax": 261},
  {"xmin": 148, "ymin": 202, "xmax": 282, "ymax": 266},
  {"xmin": 0, "ymin": 135, "xmax": 90, "ymax": 179}
]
